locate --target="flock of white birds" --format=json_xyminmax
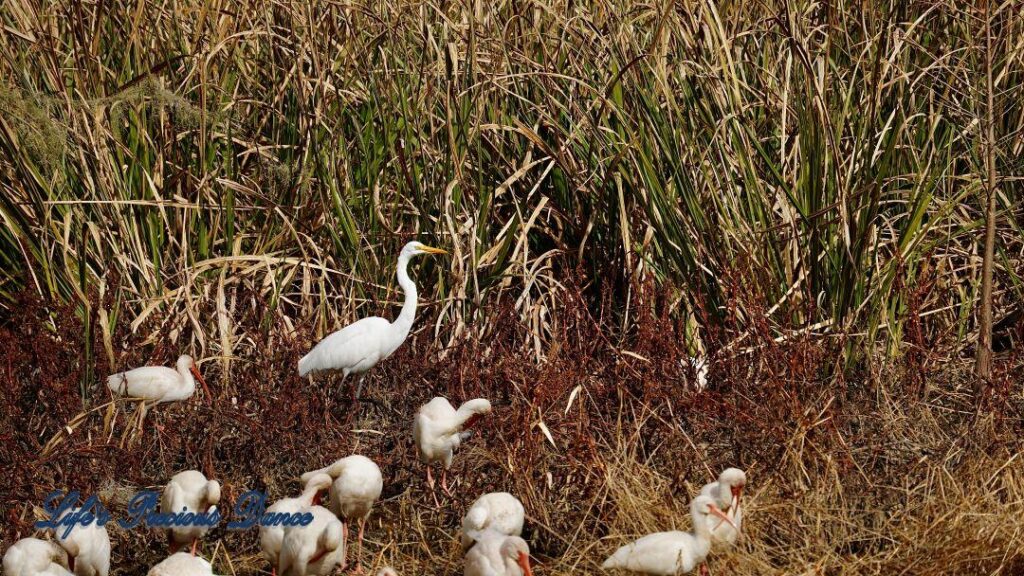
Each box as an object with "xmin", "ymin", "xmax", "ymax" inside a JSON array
[{"xmin": 4, "ymin": 241, "xmax": 747, "ymax": 576}]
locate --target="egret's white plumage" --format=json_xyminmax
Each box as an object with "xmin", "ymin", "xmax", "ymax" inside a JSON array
[
  {"xmin": 260, "ymin": 473, "xmax": 334, "ymax": 574},
  {"xmin": 698, "ymin": 468, "xmax": 746, "ymax": 547},
  {"xmin": 688, "ymin": 356, "xmax": 709, "ymax": 391},
  {"xmin": 601, "ymin": 495, "xmax": 737, "ymax": 575},
  {"xmin": 413, "ymin": 396, "xmax": 491, "ymax": 500},
  {"xmin": 160, "ymin": 470, "xmax": 221, "ymax": 554},
  {"xmin": 461, "ymin": 492, "xmax": 525, "ymax": 550},
  {"xmin": 107, "ymin": 355, "xmax": 210, "ymax": 404},
  {"xmin": 3, "ymin": 538, "xmax": 70, "ymax": 576},
  {"xmin": 279, "ymin": 505, "xmax": 345, "ymax": 576},
  {"xmin": 54, "ymin": 507, "xmax": 111, "ymax": 576},
  {"xmin": 464, "ymin": 533, "xmax": 533, "ymax": 576},
  {"xmin": 301, "ymin": 455, "xmax": 382, "ymax": 570},
  {"xmin": 297, "ymin": 242, "xmax": 447, "ymax": 395},
  {"xmin": 147, "ymin": 552, "xmax": 216, "ymax": 576}
]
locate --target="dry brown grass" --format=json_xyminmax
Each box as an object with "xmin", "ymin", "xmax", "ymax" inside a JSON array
[{"xmin": 1, "ymin": 280, "xmax": 1023, "ymax": 576}]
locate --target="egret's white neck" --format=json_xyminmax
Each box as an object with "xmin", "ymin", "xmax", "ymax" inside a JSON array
[{"xmin": 394, "ymin": 252, "xmax": 417, "ymax": 333}]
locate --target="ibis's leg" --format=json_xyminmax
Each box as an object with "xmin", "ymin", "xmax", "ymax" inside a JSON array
[
  {"xmin": 190, "ymin": 539, "xmax": 198, "ymax": 556},
  {"xmin": 341, "ymin": 521, "xmax": 349, "ymax": 569},
  {"xmin": 441, "ymin": 469, "xmax": 455, "ymax": 497},
  {"xmin": 355, "ymin": 375, "xmax": 367, "ymax": 400},
  {"xmin": 354, "ymin": 518, "xmax": 366, "ymax": 573},
  {"xmin": 699, "ymin": 563, "xmax": 710, "ymax": 576},
  {"xmin": 426, "ymin": 467, "xmax": 440, "ymax": 508}
]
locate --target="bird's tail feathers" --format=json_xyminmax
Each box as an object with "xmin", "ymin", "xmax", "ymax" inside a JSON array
[
  {"xmin": 601, "ymin": 546, "xmax": 629, "ymax": 570},
  {"xmin": 106, "ymin": 374, "xmax": 127, "ymax": 395},
  {"xmin": 298, "ymin": 352, "xmax": 315, "ymax": 377}
]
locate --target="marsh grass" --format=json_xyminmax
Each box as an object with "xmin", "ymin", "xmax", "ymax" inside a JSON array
[{"xmin": 1, "ymin": 282, "xmax": 1024, "ymax": 575}]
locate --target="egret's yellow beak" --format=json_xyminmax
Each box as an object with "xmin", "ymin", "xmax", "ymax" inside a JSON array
[{"xmin": 419, "ymin": 245, "xmax": 448, "ymax": 255}]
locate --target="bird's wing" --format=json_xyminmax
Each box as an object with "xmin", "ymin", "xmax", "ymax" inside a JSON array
[
  {"xmin": 299, "ymin": 317, "xmax": 391, "ymax": 375},
  {"xmin": 487, "ymin": 494, "xmax": 525, "ymax": 536},
  {"xmin": 698, "ymin": 481, "xmax": 719, "ymax": 500},
  {"xmin": 463, "ymin": 542, "xmax": 502, "ymax": 576},
  {"xmin": 603, "ymin": 532, "xmax": 693, "ymax": 574},
  {"xmin": 3, "ymin": 543, "xmax": 26, "ymax": 576},
  {"xmin": 161, "ymin": 481, "xmax": 183, "ymax": 514},
  {"xmin": 107, "ymin": 366, "xmax": 178, "ymax": 399}
]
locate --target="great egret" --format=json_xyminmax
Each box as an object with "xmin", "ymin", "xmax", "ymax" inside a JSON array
[
  {"xmin": 601, "ymin": 495, "xmax": 738, "ymax": 575},
  {"xmin": 147, "ymin": 552, "xmax": 216, "ymax": 576},
  {"xmin": 461, "ymin": 492, "xmax": 525, "ymax": 551},
  {"xmin": 301, "ymin": 455, "xmax": 382, "ymax": 571},
  {"xmin": 161, "ymin": 470, "xmax": 221, "ymax": 555},
  {"xmin": 3, "ymin": 537, "xmax": 71, "ymax": 576},
  {"xmin": 279, "ymin": 505, "xmax": 345, "ymax": 576},
  {"xmin": 413, "ymin": 397, "xmax": 491, "ymax": 503},
  {"xmin": 53, "ymin": 507, "xmax": 111, "ymax": 576},
  {"xmin": 107, "ymin": 355, "xmax": 211, "ymax": 404},
  {"xmin": 464, "ymin": 534, "xmax": 533, "ymax": 576},
  {"xmin": 260, "ymin": 473, "xmax": 334, "ymax": 576},
  {"xmin": 298, "ymin": 241, "xmax": 447, "ymax": 398},
  {"xmin": 698, "ymin": 468, "xmax": 746, "ymax": 547}
]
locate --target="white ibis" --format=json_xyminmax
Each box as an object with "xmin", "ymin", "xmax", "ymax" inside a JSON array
[
  {"xmin": 413, "ymin": 397, "xmax": 491, "ymax": 502},
  {"xmin": 107, "ymin": 355, "xmax": 210, "ymax": 404},
  {"xmin": 147, "ymin": 552, "xmax": 216, "ymax": 576},
  {"xmin": 3, "ymin": 538, "xmax": 71, "ymax": 576},
  {"xmin": 698, "ymin": 468, "xmax": 746, "ymax": 547},
  {"xmin": 279, "ymin": 505, "xmax": 345, "ymax": 576},
  {"xmin": 464, "ymin": 533, "xmax": 533, "ymax": 576},
  {"xmin": 53, "ymin": 507, "xmax": 111, "ymax": 576},
  {"xmin": 302, "ymin": 455, "xmax": 382, "ymax": 571},
  {"xmin": 601, "ymin": 495, "xmax": 738, "ymax": 575},
  {"xmin": 298, "ymin": 241, "xmax": 447, "ymax": 399},
  {"xmin": 461, "ymin": 492, "xmax": 525, "ymax": 551},
  {"xmin": 161, "ymin": 470, "xmax": 221, "ymax": 555},
  {"xmin": 260, "ymin": 473, "xmax": 334, "ymax": 576}
]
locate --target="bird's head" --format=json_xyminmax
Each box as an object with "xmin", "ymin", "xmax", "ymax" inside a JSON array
[
  {"xmin": 720, "ymin": 467, "xmax": 747, "ymax": 504},
  {"xmin": 500, "ymin": 537, "xmax": 533, "ymax": 576},
  {"xmin": 178, "ymin": 355, "xmax": 212, "ymax": 404},
  {"xmin": 204, "ymin": 480, "xmax": 221, "ymax": 506},
  {"xmin": 401, "ymin": 240, "xmax": 448, "ymax": 258}
]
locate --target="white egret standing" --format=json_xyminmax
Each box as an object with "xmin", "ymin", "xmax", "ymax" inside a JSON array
[
  {"xmin": 107, "ymin": 355, "xmax": 210, "ymax": 404},
  {"xmin": 698, "ymin": 468, "xmax": 746, "ymax": 547},
  {"xmin": 464, "ymin": 534, "xmax": 533, "ymax": 576},
  {"xmin": 147, "ymin": 552, "xmax": 216, "ymax": 576},
  {"xmin": 53, "ymin": 507, "xmax": 111, "ymax": 576},
  {"xmin": 413, "ymin": 397, "xmax": 491, "ymax": 503},
  {"xmin": 161, "ymin": 470, "xmax": 221, "ymax": 555},
  {"xmin": 279, "ymin": 505, "xmax": 345, "ymax": 576},
  {"xmin": 298, "ymin": 241, "xmax": 447, "ymax": 399},
  {"xmin": 602, "ymin": 495, "xmax": 738, "ymax": 575},
  {"xmin": 461, "ymin": 492, "xmax": 525, "ymax": 551},
  {"xmin": 3, "ymin": 537, "xmax": 70, "ymax": 576},
  {"xmin": 302, "ymin": 455, "xmax": 382, "ymax": 571},
  {"xmin": 260, "ymin": 473, "xmax": 334, "ymax": 576}
]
